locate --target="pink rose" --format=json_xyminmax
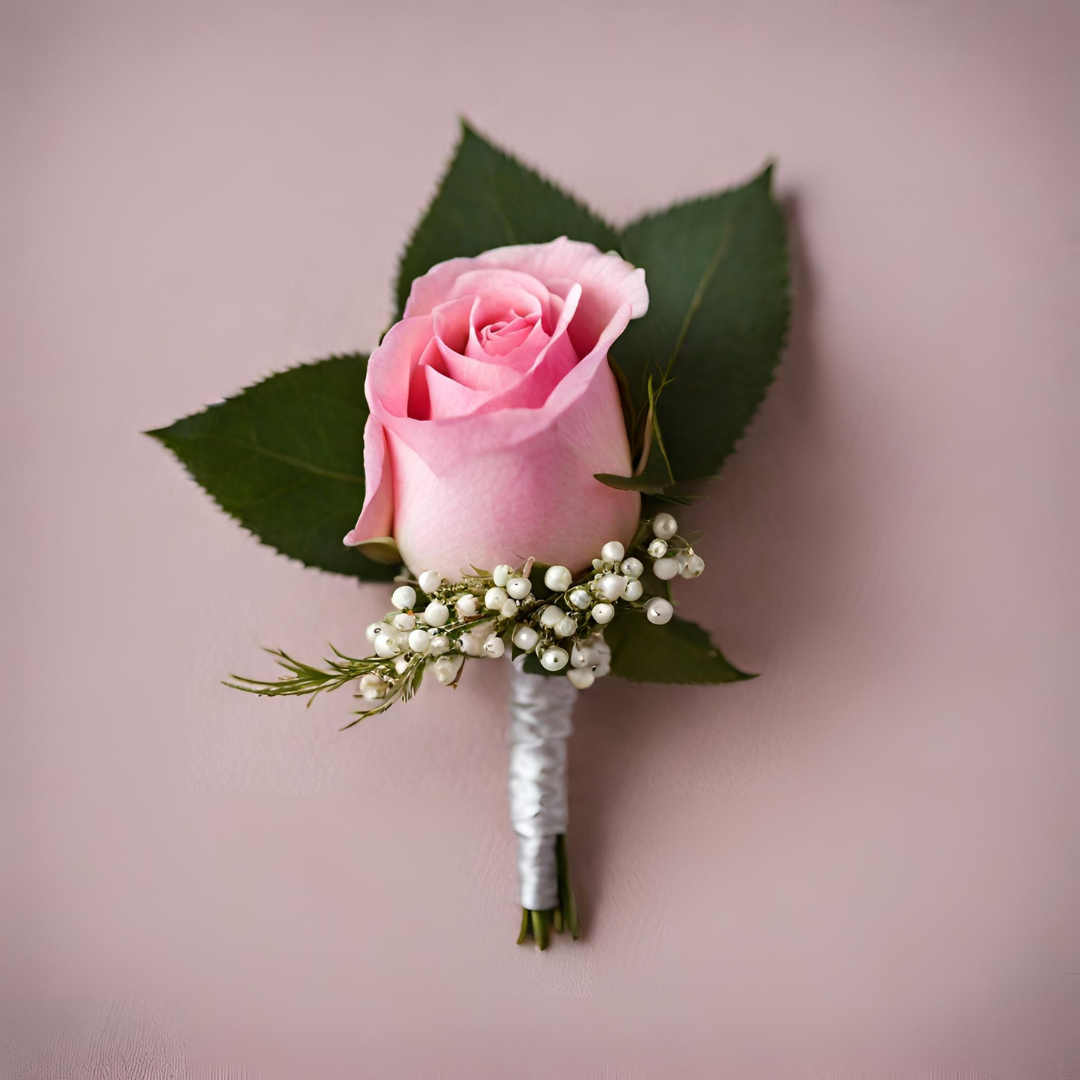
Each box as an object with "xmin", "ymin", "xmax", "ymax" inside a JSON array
[{"xmin": 344, "ymin": 238, "xmax": 648, "ymax": 577}]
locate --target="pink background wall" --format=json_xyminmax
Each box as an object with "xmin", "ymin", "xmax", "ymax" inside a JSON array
[{"xmin": 3, "ymin": 1, "xmax": 1077, "ymax": 1076}]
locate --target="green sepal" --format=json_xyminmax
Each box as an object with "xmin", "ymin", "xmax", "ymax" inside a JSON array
[
  {"xmin": 604, "ymin": 612, "xmax": 754, "ymax": 685},
  {"xmin": 145, "ymin": 354, "xmax": 398, "ymax": 580},
  {"xmin": 595, "ymin": 375, "xmax": 675, "ymax": 494},
  {"xmin": 354, "ymin": 536, "xmax": 402, "ymax": 565},
  {"xmin": 607, "ymin": 356, "xmax": 639, "ymax": 460}
]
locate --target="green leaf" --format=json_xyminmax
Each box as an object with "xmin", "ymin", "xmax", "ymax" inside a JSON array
[
  {"xmin": 604, "ymin": 613, "xmax": 754, "ymax": 684},
  {"xmin": 146, "ymin": 354, "xmax": 398, "ymax": 580},
  {"xmin": 614, "ymin": 165, "xmax": 790, "ymax": 482},
  {"xmin": 395, "ymin": 120, "xmax": 621, "ymax": 319},
  {"xmin": 595, "ymin": 375, "xmax": 675, "ymax": 495},
  {"xmin": 526, "ymin": 561, "xmax": 557, "ymax": 601}
]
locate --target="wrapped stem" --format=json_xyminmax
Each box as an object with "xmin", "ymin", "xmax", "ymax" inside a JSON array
[{"xmin": 507, "ymin": 658, "xmax": 582, "ymax": 947}]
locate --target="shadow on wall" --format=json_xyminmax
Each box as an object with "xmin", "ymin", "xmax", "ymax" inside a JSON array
[{"xmin": 565, "ymin": 192, "xmax": 861, "ymax": 918}]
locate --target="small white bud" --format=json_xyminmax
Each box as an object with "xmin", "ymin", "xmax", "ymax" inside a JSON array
[
  {"xmin": 429, "ymin": 635, "xmax": 450, "ymax": 656},
  {"xmin": 359, "ymin": 673, "xmax": 387, "ymax": 700},
  {"xmin": 493, "ymin": 565, "xmax": 513, "ymax": 588},
  {"xmin": 621, "ymin": 558, "xmax": 644, "ymax": 579},
  {"xmin": 365, "ymin": 622, "xmax": 387, "ymax": 644},
  {"xmin": 540, "ymin": 647, "xmax": 569, "ymax": 671},
  {"xmin": 394, "ymin": 655, "xmax": 410, "ymax": 674},
  {"xmin": 539, "ymin": 605, "xmax": 564, "ymax": 629},
  {"xmin": 646, "ymin": 597, "xmax": 674, "ymax": 625},
  {"xmin": 391, "ymin": 585, "xmax": 416, "ymax": 610},
  {"xmin": 570, "ymin": 644, "xmax": 589, "ymax": 668},
  {"xmin": 592, "ymin": 559, "xmax": 605, "ymax": 571},
  {"xmin": 460, "ymin": 633, "xmax": 485, "ymax": 657},
  {"xmin": 652, "ymin": 513, "xmax": 678, "ymax": 540},
  {"xmin": 674, "ymin": 551, "xmax": 689, "ymax": 571},
  {"xmin": 408, "ymin": 629, "xmax": 431, "ymax": 653},
  {"xmin": 424, "ymin": 601, "xmax": 450, "ymax": 627},
  {"xmin": 568, "ymin": 588, "xmax": 591, "ymax": 610},
  {"xmin": 374, "ymin": 634, "xmax": 401, "ymax": 658},
  {"xmin": 601, "ymin": 541, "xmax": 625, "ymax": 564},
  {"xmin": 393, "ymin": 612, "xmax": 416, "ymax": 631},
  {"xmin": 653, "ymin": 557, "xmax": 680, "ymax": 581},
  {"xmin": 482, "ymin": 634, "xmax": 505, "ymax": 659},
  {"xmin": 512, "ymin": 624, "xmax": 540, "ymax": 651},
  {"xmin": 418, "ymin": 570, "xmax": 442, "ymax": 595},
  {"xmin": 681, "ymin": 554, "xmax": 705, "ymax": 579},
  {"xmin": 506, "ymin": 575, "xmax": 532, "ymax": 600},
  {"xmin": 597, "ymin": 574, "xmax": 626, "ymax": 601},
  {"xmin": 591, "ymin": 603, "xmax": 615, "ymax": 624},
  {"xmin": 434, "ymin": 654, "xmax": 464, "ymax": 685},
  {"xmin": 455, "ymin": 594, "xmax": 480, "ymax": 618},
  {"xmin": 544, "ymin": 565, "xmax": 573, "ymax": 592},
  {"xmin": 622, "ymin": 579, "xmax": 644, "ymax": 602},
  {"xmin": 459, "ymin": 622, "xmax": 493, "ymax": 657},
  {"xmin": 567, "ymin": 668, "xmax": 595, "ymax": 690},
  {"xmin": 484, "ymin": 587, "xmax": 508, "ymax": 611},
  {"xmin": 648, "ymin": 539, "xmax": 668, "ymax": 559},
  {"xmin": 500, "ymin": 598, "xmax": 519, "ymax": 619},
  {"xmin": 554, "ymin": 614, "xmax": 577, "ymax": 638}
]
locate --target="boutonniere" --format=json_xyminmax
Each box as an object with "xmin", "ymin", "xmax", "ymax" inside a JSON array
[{"xmin": 149, "ymin": 121, "xmax": 789, "ymax": 949}]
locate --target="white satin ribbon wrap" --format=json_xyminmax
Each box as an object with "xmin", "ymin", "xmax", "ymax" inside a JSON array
[{"xmin": 507, "ymin": 657, "xmax": 578, "ymax": 910}]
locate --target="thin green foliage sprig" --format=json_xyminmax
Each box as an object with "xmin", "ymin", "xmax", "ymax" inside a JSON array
[
  {"xmin": 228, "ymin": 614, "xmax": 478, "ymax": 730},
  {"xmin": 226, "ymin": 645, "xmax": 377, "ymax": 701}
]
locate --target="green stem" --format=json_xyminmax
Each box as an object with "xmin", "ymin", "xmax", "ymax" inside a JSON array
[
  {"xmin": 530, "ymin": 909, "xmax": 549, "ymax": 950},
  {"xmin": 515, "ymin": 833, "xmax": 582, "ymax": 949},
  {"xmin": 556, "ymin": 833, "xmax": 581, "ymax": 940}
]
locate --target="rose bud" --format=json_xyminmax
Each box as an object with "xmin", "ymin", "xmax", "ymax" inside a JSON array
[{"xmin": 343, "ymin": 239, "xmax": 648, "ymax": 579}]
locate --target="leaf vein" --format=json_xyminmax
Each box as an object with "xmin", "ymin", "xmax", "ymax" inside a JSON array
[
  {"xmin": 182, "ymin": 434, "xmax": 364, "ymax": 484},
  {"xmin": 662, "ymin": 216, "xmax": 734, "ymax": 384}
]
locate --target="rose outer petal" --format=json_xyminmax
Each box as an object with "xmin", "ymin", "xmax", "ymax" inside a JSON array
[{"xmin": 343, "ymin": 413, "xmax": 394, "ymax": 548}]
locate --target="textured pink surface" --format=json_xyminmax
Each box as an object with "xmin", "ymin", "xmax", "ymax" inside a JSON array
[{"xmin": 2, "ymin": 1, "xmax": 1076, "ymax": 1076}]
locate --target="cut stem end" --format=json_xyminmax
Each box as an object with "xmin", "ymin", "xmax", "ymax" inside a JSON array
[{"xmin": 515, "ymin": 834, "xmax": 582, "ymax": 949}]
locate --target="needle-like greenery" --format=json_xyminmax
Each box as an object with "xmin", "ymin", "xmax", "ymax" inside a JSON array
[{"xmin": 226, "ymin": 647, "xmax": 426, "ymax": 730}]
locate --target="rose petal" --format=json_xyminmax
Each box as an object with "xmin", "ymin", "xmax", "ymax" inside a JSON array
[
  {"xmin": 432, "ymin": 336, "xmax": 526, "ymax": 394},
  {"xmin": 406, "ymin": 337, "xmax": 445, "ymax": 421},
  {"xmin": 407, "ymin": 267, "xmax": 554, "ymax": 331},
  {"xmin": 472, "ymin": 236, "xmax": 648, "ymax": 316},
  {"xmin": 422, "ymin": 364, "xmax": 485, "ymax": 419},
  {"xmin": 385, "ymin": 337, "xmax": 640, "ymax": 575},
  {"xmin": 472, "ymin": 313, "xmax": 539, "ymax": 358},
  {"xmin": 470, "ymin": 283, "xmax": 581, "ymax": 414},
  {"xmin": 467, "ymin": 287, "xmax": 542, "ymax": 332},
  {"xmin": 343, "ymin": 414, "xmax": 394, "ymax": 547},
  {"xmin": 367, "ymin": 315, "xmax": 438, "ymax": 418},
  {"xmin": 371, "ymin": 292, "xmax": 634, "ymax": 469},
  {"xmin": 471, "ymin": 238, "xmax": 647, "ymax": 355}
]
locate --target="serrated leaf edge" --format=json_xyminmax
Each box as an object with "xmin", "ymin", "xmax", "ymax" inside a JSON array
[
  {"xmin": 144, "ymin": 353, "xmax": 398, "ymax": 581},
  {"xmin": 621, "ymin": 161, "xmax": 792, "ymax": 484},
  {"xmin": 393, "ymin": 118, "xmax": 622, "ymax": 320}
]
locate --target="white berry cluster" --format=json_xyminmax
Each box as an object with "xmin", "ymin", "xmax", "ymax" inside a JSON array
[{"xmin": 354, "ymin": 512, "xmax": 702, "ymax": 706}]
